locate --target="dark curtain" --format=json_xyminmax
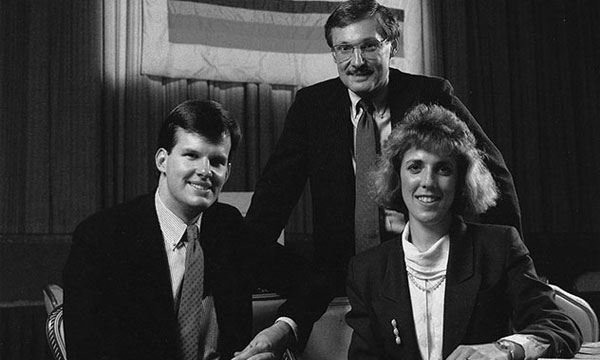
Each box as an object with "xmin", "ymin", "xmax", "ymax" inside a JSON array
[
  {"xmin": 439, "ymin": 0, "xmax": 600, "ymax": 234},
  {"xmin": 437, "ymin": 0, "xmax": 600, "ymax": 283}
]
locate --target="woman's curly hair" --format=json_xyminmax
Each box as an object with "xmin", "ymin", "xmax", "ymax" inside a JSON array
[{"xmin": 371, "ymin": 104, "xmax": 499, "ymax": 217}]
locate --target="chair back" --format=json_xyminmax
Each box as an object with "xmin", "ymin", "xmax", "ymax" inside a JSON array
[
  {"xmin": 43, "ymin": 284, "xmax": 64, "ymax": 314},
  {"xmin": 43, "ymin": 284, "xmax": 67, "ymax": 360},
  {"xmin": 550, "ymin": 284, "xmax": 600, "ymax": 342},
  {"xmin": 46, "ymin": 305, "xmax": 67, "ymax": 360}
]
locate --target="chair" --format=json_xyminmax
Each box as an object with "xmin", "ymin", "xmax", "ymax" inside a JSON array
[
  {"xmin": 43, "ymin": 284, "xmax": 67, "ymax": 360},
  {"xmin": 550, "ymin": 284, "xmax": 600, "ymax": 342},
  {"xmin": 43, "ymin": 284, "xmax": 64, "ymax": 314}
]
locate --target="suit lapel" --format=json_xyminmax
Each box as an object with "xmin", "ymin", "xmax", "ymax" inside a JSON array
[
  {"xmin": 128, "ymin": 197, "xmax": 177, "ymax": 320},
  {"xmin": 381, "ymin": 236, "xmax": 421, "ymax": 358},
  {"xmin": 442, "ymin": 219, "xmax": 481, "ymax": 357},
  {"xmin": 324, "ymin": 81, "xmax": 354, "ymax": 170}
]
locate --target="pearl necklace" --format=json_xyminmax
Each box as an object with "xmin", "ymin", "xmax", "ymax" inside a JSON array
[{"xmin": 407, "ymin": 271, "xmax": 446, "ymax": 293}]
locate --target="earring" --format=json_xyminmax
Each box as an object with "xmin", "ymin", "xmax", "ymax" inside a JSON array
[{"xmin": 391, "ymin": 319, "xmax": 401, "ymax": 345}]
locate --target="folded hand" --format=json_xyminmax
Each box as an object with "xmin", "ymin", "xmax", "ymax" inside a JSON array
[
  {"xmin": 445, "ymin": 343, "xmax": 510, "ymax": 360},
  {"xmin": 231, "ymin": 321, "xmax": 294, "ymax": 360}
]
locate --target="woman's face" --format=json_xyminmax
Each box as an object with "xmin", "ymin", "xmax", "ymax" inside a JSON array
[{"xmin": 400, "ymin": 146, "xmax": 457, "ymax": 230}]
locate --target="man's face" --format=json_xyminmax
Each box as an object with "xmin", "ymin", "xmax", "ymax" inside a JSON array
[
  {"xmin": 156, "ymin": 128, "xmax": 231, "ymax": 223},
  {"xmin": 330, "ymin": 17, "xmax": 393, "ymax": 98}
]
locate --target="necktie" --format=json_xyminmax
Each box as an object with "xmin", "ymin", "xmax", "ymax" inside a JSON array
[
  {"xmin": 354, "ymin": 99, "xmax": 380, "ymax": 254},
  {"xmin": 176, "ymin": 224, "xmax": 204, "ymax": 360}
]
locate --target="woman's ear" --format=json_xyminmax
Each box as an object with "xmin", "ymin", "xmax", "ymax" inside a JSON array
[{"xmin": 389, "ymin": 39, "xmax": 399, "ymax": 58}]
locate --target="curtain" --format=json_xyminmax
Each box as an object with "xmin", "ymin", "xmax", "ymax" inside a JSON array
[
  {"xmin": 0, "ymin": 0, "xmax": 435, "ymax": 238},
  {"xmin": 438, "ymin": 0, "xmax": 600, "ymax": 234},
  {"xmin": 0, "ymin": 304, "xmax": 50, "ymax": 360},
  {"xmin": 436, "ymin": 0, "xmax": 600, "ymax": 286}
]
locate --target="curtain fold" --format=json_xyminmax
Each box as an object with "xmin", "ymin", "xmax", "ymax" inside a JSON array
[
  {"xmin": 0, "ymin": 304, "xmax": 51, "ymax": 360},
  {"xmin": 438, "ymin": 0, "xmax": 600, "ymax": 234}
]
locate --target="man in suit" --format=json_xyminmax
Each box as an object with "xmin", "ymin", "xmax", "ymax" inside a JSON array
[
  {"xmin": 235, "ymin": 0, "xmax": 522, "ymax": 358},
  {"xmin": 63, "ymin": 100, "xmax": 299, "ymax": 360}
]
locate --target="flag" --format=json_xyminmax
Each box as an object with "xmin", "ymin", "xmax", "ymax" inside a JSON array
[{"xmin": 142, "ymin": 0, "xmax": 406, "ymax": 86}]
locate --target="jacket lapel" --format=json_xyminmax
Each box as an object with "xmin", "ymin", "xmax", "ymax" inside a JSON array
[
  {"xmin": 442, "ymin": 218, "xmax": 482, "ymax": 357},
  {"xmin": 324, "ymin": 80, "xmax": 354, "ymax": 171},
  {"xmin": 381, "ymin": 236, "xmax": 421, "ymax": 358},
  {"xmin": 128, "ymin": 197, "xmax": 177, "ymax": 320}
]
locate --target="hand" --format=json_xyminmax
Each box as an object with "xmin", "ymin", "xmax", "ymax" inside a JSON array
[
  {"xmin": 446, "ymin": 343, "xmax": 510, "ymax": 360},
  {"xmin": 384, "ymin": 209, "xmax": 406, "ymax": 234},
  {"xmin": 231, "ymin": 321, "xmax": 294, "ymax": 360}
]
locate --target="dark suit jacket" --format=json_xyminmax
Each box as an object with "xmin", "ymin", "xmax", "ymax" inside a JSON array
[
  {"xmin": 346, "ymin": 218, "xmax": 582, "ymax": 360},
  {"xmin": 246, "ymin": 69, "xmax": 522, "ymax": 345},
  {"xmin": 63, "ymin": 194, "xmax": 293, "ymax": 360}
]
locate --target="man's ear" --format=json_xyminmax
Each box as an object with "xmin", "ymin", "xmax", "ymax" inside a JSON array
[{"xmin": 155, "ymin": 148, "xmax": 168, "ymax": 174}]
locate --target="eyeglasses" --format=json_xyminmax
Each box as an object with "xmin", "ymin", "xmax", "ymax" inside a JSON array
[{"xmin": 331, "ymin": 39, "xmax": 389, "ymax": 62}]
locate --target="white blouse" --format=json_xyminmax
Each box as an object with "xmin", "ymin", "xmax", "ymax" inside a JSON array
[{"xmin": 402, "ymin": 223, "xmax": 450, "ymax": 360}]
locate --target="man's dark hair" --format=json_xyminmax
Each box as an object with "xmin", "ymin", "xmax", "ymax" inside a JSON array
[
  {"xmin": 157, "ymin": 99, "xmax": 242, "ymax": 160},
  {"xmin": 324, "ymin": 0, "xmax": 401, "ymax": 48}
]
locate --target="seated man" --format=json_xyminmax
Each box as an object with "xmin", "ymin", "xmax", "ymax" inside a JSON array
[{"xmin": 63, "ymin": 99, "xmax": 301, "ymax": 360}]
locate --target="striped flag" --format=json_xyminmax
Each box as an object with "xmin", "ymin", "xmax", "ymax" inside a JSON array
[{"xmin": 142, "ymin": 0, "xmax": 409, "ymax": 86}]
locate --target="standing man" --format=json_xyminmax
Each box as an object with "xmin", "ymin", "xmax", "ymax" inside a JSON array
[
  {"xmin": 235, "ymin": 0, "xmax": 521, "ymax": 358},
  {"xmin": 63, "ymin": 100, "xmax": 298, "ymax": 360}
]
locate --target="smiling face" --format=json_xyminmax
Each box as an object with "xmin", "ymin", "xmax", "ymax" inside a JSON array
[
  {"xmin": 156, "ymin": 127, "xmax": 231, "ymax": 223},
  {"xmin": 330, "ymin": 17, "xmax": 393, "ymax": 98},
  {"xmin": 400, "ymin": 147, "xmax": 457, "ymax": 232}
]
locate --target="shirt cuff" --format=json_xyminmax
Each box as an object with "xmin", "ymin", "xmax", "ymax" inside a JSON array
[
  {"xmin": 502, "ymin": 334, "xmax": 550, "ymax": 360},
  {"xmin": 275, "ymin": 317, "xmax": 299, "ymax": 343}
]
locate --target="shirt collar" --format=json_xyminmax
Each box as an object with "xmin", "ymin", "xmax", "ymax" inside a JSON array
[
  {"xmin": 348, "ymin": 86, "xmax": 389, "ymax": 118},
  {"xmin": 401, "ymin": 221, "xmax": 450, "ymax": 275},
  {"xmin": 155, "ymin": 190, "xmax": 202, "ymax": 250}
]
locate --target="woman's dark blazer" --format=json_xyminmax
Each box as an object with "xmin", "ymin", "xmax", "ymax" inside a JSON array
[
  {"xmin": 346, "ymin": 218, "xmax": 583, "ymax": 360},
  {"xmin": 63, "ymin": 194, "xmax": 295, "ymax": 360}
]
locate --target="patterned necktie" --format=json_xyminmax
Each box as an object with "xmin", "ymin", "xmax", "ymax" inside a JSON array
[
  {"xmin": 354, "ymin": 99, "xmax": 380, "ymax": 254},
  {"xmin": 176, "ymin": 224, "xmax": 204, "ymax": 360}
]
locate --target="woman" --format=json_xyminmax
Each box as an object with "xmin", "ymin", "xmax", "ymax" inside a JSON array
[{"xmin": 345, "ymin": 104, "xmax": 582, "ymax": 360}]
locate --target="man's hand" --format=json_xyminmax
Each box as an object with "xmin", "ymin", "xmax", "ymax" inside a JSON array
[
  {"xmin": 446, "ymin": 343, "xmax": 510, "ymax": 360},
  {"xmin": 231, "ymin": 321, "xmax": 294, "ymax": 360},
  {"xmin": 384, "ymin": 209, "xmax": 406, "ymax": 234}
]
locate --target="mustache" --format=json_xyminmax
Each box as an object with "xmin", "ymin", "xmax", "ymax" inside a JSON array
[{"xmin": 347, "ymin": 65, "xmax": 373, "ymax": 75}]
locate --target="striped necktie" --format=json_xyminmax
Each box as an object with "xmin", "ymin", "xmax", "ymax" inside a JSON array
[{"xmin": 354, "ymin": 99, "xmax": 380, "ymax": 254}]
